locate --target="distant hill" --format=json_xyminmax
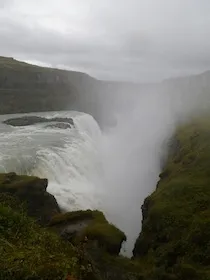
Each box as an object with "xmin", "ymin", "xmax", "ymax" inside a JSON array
[
  {"xmin": 0, "ymin": 56, "xmax": 149, "ymax": 127},
  {"xmin": 0, "ymin": 56, "xmax": 97, "ymax": 113},
  {"xmin": 1, "ymin": 56, "xmax": 210, "ymax": 127}
]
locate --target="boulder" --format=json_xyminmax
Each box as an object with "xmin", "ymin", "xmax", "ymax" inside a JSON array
[
  {"xmin": 45, "ymin": 122, "xmax": 71, "ymax": 129},
  {"xmin": 49, "ymin": 209, "xmax": 126, "ymax": 255},
  {"xmin": 3, "ymin": 116, "xmax": 74, "ymax": 128},
  {"xmin": 0, "ymin": 173, "xmax": 60, "ymax": 225},
  {"xmin": 0, "ymin": 191, "xmax": 99, "ymax": 280}
]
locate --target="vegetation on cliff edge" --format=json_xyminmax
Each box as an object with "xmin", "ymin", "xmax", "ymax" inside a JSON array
[
  {"xmin": 0, "ymin": 193, "xmax": 98, "ymax": 280},
  {"xmin": 2, "ymin": 115, "xmax": 210, "ymax": 279},
  {"xmin": 0, "ymin": 174, "xmax": 139, "ymax": 280},
  {"xmin": 49, "ymin": 210, "xmax": 126, "ymax": 255},
  {"xmin": 134, "ymin": 116, "xmax": 210, "ymax": 279}
]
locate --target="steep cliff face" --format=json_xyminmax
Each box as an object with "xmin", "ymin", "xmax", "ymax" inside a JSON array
[
  {"xmin": 133, "ymin": 117, "xmax": 210, "ymax": 279},
  {"xmin": 49, "ymin": 210, "xmax": 126, "ymax": 255},
  {"xmin": 0, "ymin": 173, "xmax": 142, "ymax": 280},
  {"xmin": 2, "ymin": 56, "xmax": 210, "ymax": 129},
  {"xmin": 0, "ymin": 192, "xmax": 100, "ymax": 280},
  {"xmin": 0, "ymin": 56, "xmax": 123, "ymax": 128},
  {"xmin": 0, "ymin": 172, "xmax": 60, "ymax": 225},
  {"xmin": 0, "ymin": 56, "xmax": 98, "ymax": 115}
]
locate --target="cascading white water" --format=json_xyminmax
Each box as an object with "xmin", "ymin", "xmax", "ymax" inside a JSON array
[
  {"xmin": 97, "ymin": 91, "xmax": 179, "ymax": 256},
  {"xmin": 0, "ymin": 100, "xmax": 190, "ymax": 259},
  {"xmin": 34, "ymin": 113, "xmax": 103, "ymax": 211},
  {"xmin": 0, "ymin": 86, "xmax": 206, "ymax": 257},
  {"xmin": 0, "ymin": 111, "xmax": 103, "ymax": 211}
]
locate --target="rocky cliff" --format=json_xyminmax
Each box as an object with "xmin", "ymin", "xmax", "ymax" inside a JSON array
[
  {"xmin": 133, "ymin": 116, "xmax": 210, "ymax": 279},
  {"xmin": 0, "ymin": 56, "xmax": 100, "ymax": 118},
  {"xmin": 2, "ymin": 115, "xmax": 210, "ymax": 279},
  {"xmin": 2, "ymin": 56, "xmax": 210, "ymax": 129},
  {"xmin": 0, "ymin": 172, "xmax": 142, "ymax": 280},
  {"xmin": 0, "ymin": 56, "xmax": 129, "ymax": 128}
]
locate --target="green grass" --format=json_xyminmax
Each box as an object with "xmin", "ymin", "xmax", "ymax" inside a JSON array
[
  {"xmin": 4, "ymin": 114, "xmax": 210, "ymax": 279},
  {"xmin": 0, "ymin": 193, "xmax": 99, "ymax": 280},
  {"xmin": 81, "ymin": 222, "xmax": 126, "ymax": 255},
  {"xmin": 0, "ymin": 56, "xmax": 82, "ymax": 74},
  {"xmin": 50, "ymin": 210, "xmax": 126, "ymax": 256},
  {"xmin": 0, "ymin": 194, "xmax": 76, "ymax": 279},
  {"xmin": 0, "ymin": 192, "xmax": 143, "ymax": 280},
  {"xmin": 0, "ymin": 173, "xmax": 40, "ymax": 191},
  {"xmin": 49, "ymin": 210, "xmax": 105, "ymax": 226},
  {"xmin": 134, "ymin": 116, "xmax": 210, "ymax": 279}
]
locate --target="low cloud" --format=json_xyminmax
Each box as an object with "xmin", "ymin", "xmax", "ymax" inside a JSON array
[{"xmin": 0, "ymin": 0, "xmax": 210, "ymax": 82}]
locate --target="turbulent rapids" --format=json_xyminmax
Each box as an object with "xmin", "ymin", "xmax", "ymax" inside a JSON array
[
  {"xmin": 0, "ymin": 111, "xmax": 103, "ymax": 211},
  {"xmin": 0, "ymin": 99, "xmax": 184, "ymax": 257},
  {"xmin": 0, "ymin": 91, "xmax": 198, "ymax": 256}
]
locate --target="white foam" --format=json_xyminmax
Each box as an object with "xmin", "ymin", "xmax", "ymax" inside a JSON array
[{"xmin": 0, "ymin": 112, "xmax": 103, "ymax": 211}]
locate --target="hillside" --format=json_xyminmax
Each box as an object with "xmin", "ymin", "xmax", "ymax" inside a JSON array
[
  {"xmin": 0, "ymin": 56, "xmax": 99, "ymax": 116},
  {"xmin": 2, "ymin": 56, "xmax": 210, "ymax": 278},
  {"xmin": 1, "ymin": 56, "xmax": 210, "ymax": 128},
  {"xmin": 133, "ymin": 116, "xmax": 210, "ymax": 279},
  {"xmin": 0, "ymin": 173, "xmax": 141, "ymax": 280},
  {"xmin": 2, "ymin": 115, "xmax": 210, "ymax": 279}
]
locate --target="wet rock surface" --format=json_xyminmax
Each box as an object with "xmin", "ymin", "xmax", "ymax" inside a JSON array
[
  {"xmin": 0, "ymin": 173, "xmax": 60, "ymax": 225},
  {"xmin": 3, "ymin": 116, "xmax": 74, "ymax": 128},
  {"xmin": 45, "ymin": 122, "xmax": 72, "ymax": 129}
]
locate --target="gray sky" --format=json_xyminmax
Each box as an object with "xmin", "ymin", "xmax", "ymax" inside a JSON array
[{"xmin": 0, "ymin": 0, "xmax": 210, "ymax": 82}]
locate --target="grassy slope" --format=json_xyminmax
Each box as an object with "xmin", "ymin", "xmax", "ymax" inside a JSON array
[
  {"xmin": 0, "ymin": 56, "xmax": 86, "ymax": 77},
  {"xmin": 0, "ymin": 56, "xmax": 95, "ymax": 114},
  {"xmin": 0, "ymin": 194, "xmax": 88, "ymax": 280},
  {"xmin": 49, "ymin": 210, "xmax": 126, "ymax": 256},
  {"xmin": 0, "ymin": 195, "xmax": 142, "ymax": 280},
  {"xmin": 2, "ymin": 101, "xmax": 210, "ymax": 279},
  {"xmin": 0, "ymin": 177, "xmax": 137, "ymax": 280},
  {"xmin": 134, "ymin": 117, "xmax": 210, "ymax": 279},
  {"xmin": 0, "ymin": 173, "xmax": 38, "ymax": 190}
]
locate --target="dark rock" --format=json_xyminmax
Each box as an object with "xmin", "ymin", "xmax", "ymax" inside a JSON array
[
  {"xmin": 45, "ymin": 122, "xmax": 71, "ymax": 129},
  {"xmin": 167, "ymin": 136, "xmax": 181, "ymax": 157},
  {"xmin": 159, "ymin": 169, "xmax": 170, "ymax": 180},
  {"xmin": 50, "ymin": 117, "xmax": 74, "ymax": 126},
  {"xmin": 133, "ymin": 119, "xmax": 210, "ymax": 279},
  {"xmin": 3, "ymin": 116, "xmax": 74, "ymax": 127},
  {"xmin": 4, "ymin": 116, "xmax": 45, "ymax": 126},
  {"xmin": 0, "ymin": 173, "xmax": 60, "ymax": 225},
  {"xmin": 0, "ymin": 172, "xmax": 142, "ymax": 279},
  {"xmin": 49, "ymin": 210, "xmax": 126, "ymax": 255},
  {"xmin": 141, "ymin": 196, "xmax": 151, "ymax": 222}
]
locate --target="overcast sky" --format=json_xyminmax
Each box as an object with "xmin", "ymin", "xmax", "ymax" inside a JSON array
[{"xmin": 0, "ymin": 0, "xmax": 210, "ymax": 82}]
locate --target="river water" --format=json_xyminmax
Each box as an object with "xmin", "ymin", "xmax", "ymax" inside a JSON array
[
  {"xmin": 0, "ymin": 111, "xmax": 103, "ymax": 211},
  {"xmin": 0, "ymin": 100, "xmax": 184, "ymax": 256}
]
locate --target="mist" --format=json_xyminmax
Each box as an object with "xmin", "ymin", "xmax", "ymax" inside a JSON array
[
  {"xmin": 94, "ymin": 75, "xmax": 210, "ymax": 256},
  {"xmin": 2, "ymin": 0, "xmax": 210, "ymax": 259}
]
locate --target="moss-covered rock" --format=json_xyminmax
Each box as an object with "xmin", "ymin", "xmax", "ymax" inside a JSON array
[
  {"xmin": 0, "ymin": 176, "xmax": 140, "ymax": 280},
  {"xmin": 0, "ymin": 172, "xmax": 60, "ymax": 225},
  {"xmin": 85, "ymin": 248, "xmax": 145, "ymax": 280},
  {"xmin": 0, "ymin": 193, "xmax": 100, "ymax": 280},
  {"xmin": 133, "ymin": 117, "xmax": 210, "ymax": 279},
  {"xmin": 49, "ymin": 210, "xmax": 126, "ymax": 255}
]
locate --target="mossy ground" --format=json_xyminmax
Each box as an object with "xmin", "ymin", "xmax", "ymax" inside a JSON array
[
  {"xmin": 0, "ymin": 193, "xmax": 98, "ymax": 280},
  {"xmin": 49, "ymin": 209, "xmax": 105, "ymax": 226},
  {"xmin": 134, "ymin": 116, "xmax": 210, "ymax": 279},
  {"xmin": 3, "ymin": 116, "xmax": 210, "ymax": 279},
  {"xmin": 0, "ymin": 173, "xmax": 38, "ymax": 189},
  {"xmin": 50, "ymin": 210, "xmax": 126, "ymax": 255}
]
